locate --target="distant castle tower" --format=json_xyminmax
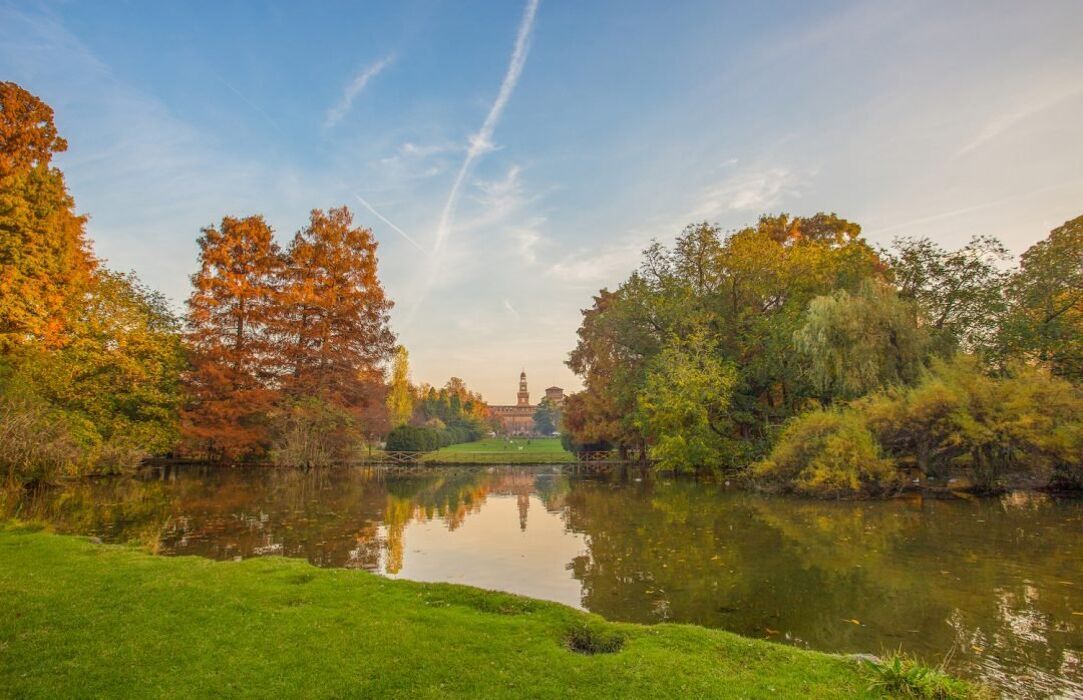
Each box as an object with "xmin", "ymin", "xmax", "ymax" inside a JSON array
[{"xmin": 517, "ymin": 370, "xmax": 530, "ymax": 406}]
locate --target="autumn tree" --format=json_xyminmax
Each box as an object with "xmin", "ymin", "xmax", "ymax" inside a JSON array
[
  {"xmin": 0, "ymin": 82, "xmax": 95, "ymax": 350},
  {"xmin": 183, "ymin": 215, "xmax": 283, "ymax": 459},
  {"xmin": 386, "ymin": 345, "xmax": 413, "ymax": 427},
  {"xmin": 277, "ymin": 207, "xmax": 395, "ymax": 405}
]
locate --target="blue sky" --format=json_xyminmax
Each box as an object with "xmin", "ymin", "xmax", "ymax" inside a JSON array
[{"xmin": 2, "ymin": 1, "xmax": 1082, "ymax": 403}]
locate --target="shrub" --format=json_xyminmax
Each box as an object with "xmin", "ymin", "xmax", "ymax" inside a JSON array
[
  {"xmin": 0, "ymin": 389, "xmax": 95, "ymax": 486},
  {"xmin": 754, "ymin": 408, "xmax": 899, "ymax": 497},
  {"xmin": 270, "ymin": 397, "xmax": 364, "ymax": 467}
]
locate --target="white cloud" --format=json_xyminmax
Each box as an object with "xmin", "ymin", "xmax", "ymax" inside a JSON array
[
  {"xmin": 547, "ymin": 240, "xmax": 644, "ymax": 285},
  {"xmin": 324, "ymin": 54, "xmax": 395, "ymax": 128},
  {"xmin": 688, "ymin": 166, "xmax": 803, "ymax": 220}
]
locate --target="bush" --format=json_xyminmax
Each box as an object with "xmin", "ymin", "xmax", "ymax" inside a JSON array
[
  {"xmin": 760, "ymin": 357, "xmax": 1083, "ymax": 496},
  {"xmin": 270, "ymin": 397, "xmax": 364, "ymax": 467},
  {"xmin": 0, "ymin": 391, "xmax": 88, "ymax": 486},
  {"xmin": 754, "ymin": 409, "xmax": 899, "ymax": 497}
]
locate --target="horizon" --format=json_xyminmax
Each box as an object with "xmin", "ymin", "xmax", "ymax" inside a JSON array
[{"xmin": 2, "ymin": 0, "xmax": 1082, "ymax": 403}]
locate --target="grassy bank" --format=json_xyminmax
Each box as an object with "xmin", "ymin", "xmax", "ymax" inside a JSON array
[
  {"xmin": 422, "ymin": 437, "xmax": 576, "ymax": 464},
  {"xmin": 0, "ymin": 525, "xmax": 889, "ymax": 699}
]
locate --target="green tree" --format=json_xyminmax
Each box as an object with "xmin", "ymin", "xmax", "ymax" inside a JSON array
[
  {"xmin": 753, "ymin": 409, "xmax": 898, "ymax": 497},
  {"xmin": 888, "ymin": 235, "xmax": 1009, "ymax": 355},
  {"xmin": 9, "ymin": 271, "xmax": 185, "ymax": 473},
  {"xmin": 565, "ymin": 213, "xmax": 886, "ymax": 463},
  {"xmin": 999, "ymin": 216, "xmax": 1082, "ymax": 382},
  {"xmin": 794, "ymin": 280, "xmax": 928, "ymax": 402},
  {"xmin": 633, "ymin": 331, "xmax": 738, "ymax": 472},
  {"xmin": 533, "ymin": 398, "xmax": 559, "ymax": 436}
]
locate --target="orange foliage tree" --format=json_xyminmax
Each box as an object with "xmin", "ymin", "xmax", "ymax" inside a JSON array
[
  {"xmin": 0, "ymin": 82, "xmax": 95, "ymax": 350},
  {"xmin": 277, "ymin": 207, "xmax": 395, "ymax": 406},
  {"xmin": 182, "ymin": 216, "xmax": 283, "ymax": 459},
  {"xmin": 183, "ymin": 207, "xmax": 395, "ymax": 461}
]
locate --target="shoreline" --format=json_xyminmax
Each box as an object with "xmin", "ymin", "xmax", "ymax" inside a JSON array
[{"xmin": 0, "ymin": 523, "xmax": 939, "ymax": 698}]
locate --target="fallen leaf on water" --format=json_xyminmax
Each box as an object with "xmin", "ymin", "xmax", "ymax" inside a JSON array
[{"xmin": 1072, "ymin": 612, "xmax": 1083, "ymax": 616}]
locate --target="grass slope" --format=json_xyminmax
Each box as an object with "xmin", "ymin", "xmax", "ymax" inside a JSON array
[
  {"xmin": 0, "ymin": 525, "xmax": 872, "ymax": 698},
  {"xmin": 424, "ymin": 437, "xmax": 575, "ymax": 464}
]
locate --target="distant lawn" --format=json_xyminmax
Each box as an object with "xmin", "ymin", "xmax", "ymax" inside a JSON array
[
  {"xmin": 0, "ymin": 525, "xmax": 881, "ymax": 698},
  {"xmin": 423, "ymin": 437, "xmax": 575, "ymax": 464}
]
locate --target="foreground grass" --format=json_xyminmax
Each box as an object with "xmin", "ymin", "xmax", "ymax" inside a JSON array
[
  {"xmin": 0, "ymin": 525, "xmax": 880, "ymax": 699},
  {"xmin": 423, "ymin": 437, "xmax": 576, "ymax": 464}
]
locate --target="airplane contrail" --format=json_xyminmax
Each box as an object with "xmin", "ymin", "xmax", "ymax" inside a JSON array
[
  {"xmin": 401, "ymin": 0, "xmax": 540, "ymax": 326},
  {"xmin": 351, "ymin": 191, "xmax": 427, "ymax": 253}
]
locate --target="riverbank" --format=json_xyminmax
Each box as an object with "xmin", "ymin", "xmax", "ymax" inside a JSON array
[{"xmin": 1, "ymin": 524, "xmax": 926, "ymax": 699}]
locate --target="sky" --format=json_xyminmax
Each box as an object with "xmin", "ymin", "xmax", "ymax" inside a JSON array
[{"xmin": 2, "ymin": 0, "xmax": 1082, "ymax": 404}]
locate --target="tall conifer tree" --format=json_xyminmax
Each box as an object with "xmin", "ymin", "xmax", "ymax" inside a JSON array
[{"xmin": 183, "ymin": 215, "xmax": 283, "ymax": 458}]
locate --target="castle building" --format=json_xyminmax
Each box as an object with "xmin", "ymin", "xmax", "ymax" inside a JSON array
[{"xmin": 490, "ymin": 371, "xmax": 563, "ymax": 435}]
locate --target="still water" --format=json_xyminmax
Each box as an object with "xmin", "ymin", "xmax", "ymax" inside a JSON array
[{"xmin": 7, "ymin": 465, "xmax": 1081, "ymax": 697}]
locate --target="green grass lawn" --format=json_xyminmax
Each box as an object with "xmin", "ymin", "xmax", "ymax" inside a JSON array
[
  {"xmin": 423, "ymin": 437, "xmax": 576, "ymax": 464},
  {"xmin": 0, "ymin": 524, "xmax": 880, "ymax": 699}
]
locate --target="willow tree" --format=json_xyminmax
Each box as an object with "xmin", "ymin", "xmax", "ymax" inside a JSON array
[
  {"xmin": 0, "ymin": 82, "xmax": 95, "ymax": 350},
  {"xmin": 794, "ymin": 281, "xmax": 928, "ymax": 403}
]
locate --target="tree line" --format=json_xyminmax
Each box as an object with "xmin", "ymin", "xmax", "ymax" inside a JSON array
[
  {"xmin": 0, "ymin": 82, "xmax": 418, "ymax": 483},
  {"xmin": 383, "ymin": 349, "xmax": 495, "ymax": 451},
  {"xmin": 561, "ymin": 212, "xmax": 1082, "ymax": 495}
]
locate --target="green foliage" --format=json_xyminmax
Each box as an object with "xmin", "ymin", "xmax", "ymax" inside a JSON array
[
  {"xmin": 1, "ymin": 271, "xmax": 185, "ymax": 482},
  {"xmin": 760, "ymin": 357, "xmax": 1083, "ymax": 495},
  {"xmin": 754, "ymin": 408, "xmax": 898, "ymax": 497},
  {"xmin": 566, "ymin": 213, "xmax": 888, "ymax": 468},
  {"xmin": 888, "ymin": 235, "xmax": 1009, "ymax": 356},
  {"xmin": 795, "ymin": 281, "xmax": 928, "ymax": 401},
  {"xmin": 384, "ymin": 422, "xmax": 481, "ymax": 452},
  {"xmin": 533, "ymin": 397, "xmax": 560, "ymax": 436},
  {"xmin": 634, "ymin": 331, "xmax": 740, "ymax": 471},
  {"xmin": 998, "ymin": 215, "xmax": 1082, "ymax": 381},
  {"xmin": 0, "ymin": 370, "xmax": 93, "ymax": 486},
  {"xmin": 860, "ymin": 653, "xmax": 978, "ymax": 699}
]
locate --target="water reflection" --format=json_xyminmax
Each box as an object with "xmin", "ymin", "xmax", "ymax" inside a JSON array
[{"xmin": 4, "ymin": 465, "xmax": 1080, "ymax": 697}]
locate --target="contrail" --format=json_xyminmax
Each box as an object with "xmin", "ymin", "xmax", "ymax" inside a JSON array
[
  {"xmin": 401, "ymin": 0, "xmax": 540, "ymax": 326},
  {"xmin": 351, "ymin": 191, "xmax": 426, "ymax": 253},
  {"xmin": 325, "ymin": 54, "xmax": 395, "ymax": 128},
  {"xmin": 430, "ymin": 0, "xmax": 540, "ymax": 260}
]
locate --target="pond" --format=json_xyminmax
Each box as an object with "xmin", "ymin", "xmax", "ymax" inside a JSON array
[{"xmin": 6, "ymin": 464, "xmax": 1081, "ymax": 697}]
